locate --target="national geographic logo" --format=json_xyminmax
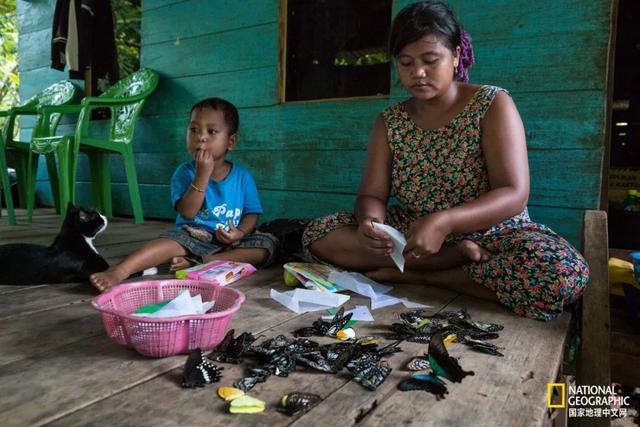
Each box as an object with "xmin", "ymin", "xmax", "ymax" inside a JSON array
[
  {"xmin": 547, "ymin": 382, "xmax": 631, "ymax": 418},
  {"xmin": 547, "ymin": 383, "xmax": 566, "ymax": 408}
]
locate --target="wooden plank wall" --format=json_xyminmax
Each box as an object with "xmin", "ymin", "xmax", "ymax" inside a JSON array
[{"xmin": 16, "ymin": 0, "xmax": 612, "ymax": 247}]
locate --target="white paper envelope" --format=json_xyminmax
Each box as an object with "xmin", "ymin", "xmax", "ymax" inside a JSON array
[
  {"xmin": 140, "ymin": 290, "xmax": 197, "ymax": 318},
  {"xmin": 133, "ymin": 290, "xmax": 216, "ymax": 318},
  {"xmin": 329, "ymin": 271, "xmax": 394, "ymax": 309},
  {"xmin": 370, "ymin": 293, "xmax": 403, "ymax": 310},
  {"xmin": 328, "ymin": 271, "xmax": 392, "ymax": 298},
  {"xmin": 322, "ymin": 304, "xmax": 374, "ymax": 321},
  {"xmin": 372, "ymin": 222, "xmax": 406, "ymax": 272},
  {"xmin": 328, "ymin": 271, "xmax": 430, "ymax": 310},
  {"xmin": 270, "ymin": 288, "xmax": 350, "ymax": 314},
  {"xmin": 400, "ymin": 298, "xmax": 429, "ymax": 308}
]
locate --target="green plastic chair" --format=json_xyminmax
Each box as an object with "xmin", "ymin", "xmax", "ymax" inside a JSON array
[
  {"xmin": 27, "ymin": 68, "xmax": 159, "ymax": 223},
  {"xmin": 1, "ymin": 80, "xmax": 78, "ymax": 225}
]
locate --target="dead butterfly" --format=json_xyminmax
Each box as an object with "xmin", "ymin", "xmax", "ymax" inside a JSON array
[{"xmin": 182, "ymin": 349, "xmax": 223, "ymax": 388}]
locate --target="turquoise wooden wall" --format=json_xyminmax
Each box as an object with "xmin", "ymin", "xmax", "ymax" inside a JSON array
[{"xmin": 16, "ymin": 0, "xmax": 612, "ymax": 248}]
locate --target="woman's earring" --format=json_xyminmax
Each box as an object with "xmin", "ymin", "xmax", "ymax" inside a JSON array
[{"xmin": 454, "ymin": 65, "xmax": 458, "ymax": 75}]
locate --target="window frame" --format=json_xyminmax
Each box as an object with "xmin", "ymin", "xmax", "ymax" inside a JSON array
[{"xmin": 279, "ymin": 0, "xmax": 392, "ymax": 104}]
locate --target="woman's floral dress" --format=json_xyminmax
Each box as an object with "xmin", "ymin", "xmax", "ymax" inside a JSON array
[{"xmin": 302, "ymin": 85, "xmax": 589, "ymax": 321}]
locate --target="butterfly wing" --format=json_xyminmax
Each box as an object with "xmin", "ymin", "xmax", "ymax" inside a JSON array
[
  {"xmin": 398, "ymin": 375, "xmax": 448, "ymax": 399},
  {"xmin": 209, "ymin": 329, "xmax": 235, "ymax": 362},
  {"xmin": 182, "ymin": 349, "xmax": 205, "ymax": 388},
  {"xmin": 182, "ymin": 349, "xmax": 223, "ymax": 387},
  {"xmin": 428, "ymin": 332, "xmax": 475, "ymax": 383},
  {"xmin": 326, "ymin": 306, "xmax": 354, "ymax": 337}
]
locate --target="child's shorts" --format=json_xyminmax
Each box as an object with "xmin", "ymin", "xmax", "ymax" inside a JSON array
[{"xmin": 159, "ymin": 227, "xmax": 278, "ymax": 267}]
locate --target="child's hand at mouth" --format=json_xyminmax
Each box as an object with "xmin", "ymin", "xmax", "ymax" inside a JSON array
[{"xmin": 195, "ymin": 145, "xmax": 215, "ymax": 177}]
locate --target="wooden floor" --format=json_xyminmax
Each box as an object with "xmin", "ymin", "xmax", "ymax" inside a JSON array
[{"xmin": 0, "ymin": 209, "xmax": 573, "ymax": 426}]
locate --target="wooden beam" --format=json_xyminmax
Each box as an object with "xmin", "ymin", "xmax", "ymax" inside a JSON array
[
  {"xmin": 600, "ymin": 0, "xmax": 620, "ymax": 210},
  {"xmin": 611, "ymin": 352, "xmax": 640, "ymax": 386},
  {"xmin": 578, "ymin": 210, "xmax": 611, "ymax": 427}
]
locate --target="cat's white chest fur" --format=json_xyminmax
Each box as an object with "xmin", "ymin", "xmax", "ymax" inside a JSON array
[{"xmin": 84, "ymin": 214, "xmax": 108, "ymax": 254}]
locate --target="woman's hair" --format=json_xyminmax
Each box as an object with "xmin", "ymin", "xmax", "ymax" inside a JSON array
[
  {"xmin": 389, "ymin": 1, "xmax": 474, "ymax": 82},
  {"xmin": 190, "ymin": 97, "xmax": 239, "ymax": 135}
]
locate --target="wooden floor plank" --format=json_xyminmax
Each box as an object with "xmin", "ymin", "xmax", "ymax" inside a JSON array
[
  {"xmin": 359, "ymin": 295, "xmax": 571, "ymax": 427},
  {"xmin": 0, "ymin": 303, "xmax": 103, "ymax": 366},
  {"xmin": 0, "ymin": 283, "xmax": 95, "ymax": 320},
  {"xmin": 0, "ymin": 209, "xmax": 581, "ymax": 426},
  {"xmin": 47, "ymin": 284, "xmax": 457, "ymax": 426},
  {"xmin": 0, "ymin": 209, "xmax": 61, "ymax": 231},
  {"xmin": 0, "ymin": 284, "xmax": 46, "ymax": 295},
  {"xmin": 1, "ymin": 217, "xmax": 170, "ymax": 247},
  {"xmin": 0, "ymin": 271, "xmax": 296, "ymax": 426},
  {"xmin": 0, "ymin": 228, "xmax": 59, "ymax": 243},
  {"xmin": 0, "ymin": 226, "xmax": 167, "ymax": 247},
  {"xmin": 0, "ymin": 336, "xmax": 183, "ymax": 427},
  {"xmin": 0, "ymin": 265, "xmax": 281, "ymax": 319},
  {"xmin": 0, "ymin": 269, "xmax": 282, "ymax": 366}
]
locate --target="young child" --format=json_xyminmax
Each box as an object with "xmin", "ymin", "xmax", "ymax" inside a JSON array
[
  {"xmin": 303, "ymin": 0, "xmax": 589, "ymax": 321},
  {"xmin": 90, "ymin": 98, "xmax": 277, "ymax": 291}
]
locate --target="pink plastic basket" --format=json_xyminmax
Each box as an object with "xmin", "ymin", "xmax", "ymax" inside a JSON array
[{"xmin": 92, "ymin": 279, "xmax": 245, "ymax": 357}]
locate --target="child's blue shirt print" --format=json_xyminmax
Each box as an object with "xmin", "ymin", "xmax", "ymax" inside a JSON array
[{"xmin": 170, "ymin": 161, "xmax": 263, "ymax": 233}]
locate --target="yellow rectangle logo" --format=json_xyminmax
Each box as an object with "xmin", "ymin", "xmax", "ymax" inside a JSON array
[{"xmin": 547, "ymin": 383, "xmax": 566, "ymax": 408}]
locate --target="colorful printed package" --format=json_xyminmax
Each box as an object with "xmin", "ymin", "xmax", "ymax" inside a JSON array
[
  {"xmin": 283, "ymin": 262, "xmax": 343, "ymax": 292},
  {"xmin": 176, "ymin": 260, "xmax": 256, "ymax": 286}
]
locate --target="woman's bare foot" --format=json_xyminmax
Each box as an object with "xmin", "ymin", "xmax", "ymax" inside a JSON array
[
  {"xmin": 169, "ymin": 256, "xmax": 195, "ymax": 272},
  {"xmin": 90, "ymin": 266, "xmax": 129, "ymax": 292},
  {"xmin": 365, "ymin": 267, "xmax": 405, "ymax": 283},
  {"xmin": 457, "ymin": 240, "xmax": 492, "ymax": 262}
]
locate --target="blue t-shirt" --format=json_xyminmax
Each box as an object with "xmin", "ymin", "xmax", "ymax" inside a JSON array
[{"xmin": 170, "ymin": 161, "xmax": 263, "ymax": 233}]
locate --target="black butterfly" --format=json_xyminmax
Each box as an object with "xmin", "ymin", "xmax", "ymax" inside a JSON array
[
  {"xmin": 209, "ymin": 329, "xmax": 257, "ymax": 363},
  {"xmin": 293, "ymin": 306, "xmax": 353, "ymax": 338},
  {"xmin": 278, "ymin": 392, "xmax": 322, "ymax": 416},
  {"xmin": 234, "ymin": 365, "xmax": 272, "ymax": 392},
  {"xmin": 295, "ymin": 343, "xmax": 353, "ymax": 373},
  {"xmin": 428, "ymin": 332, "xmax": 474, "ymax": 383},
  {"xmin": 182, "ymin": 349, "xmax": 223, "ymax": 388},
  {"xmin": 398, "ymin": 374, "xmax": 449, "ymax": 400},
  {"xmin": 459, "ymin": 336, "xmax": 504, "ymax": 356}
]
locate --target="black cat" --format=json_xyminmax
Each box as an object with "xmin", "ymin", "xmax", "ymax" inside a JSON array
[{"xmin": 0, "ymin": 203, "xmax": 109, "ymax": 285}]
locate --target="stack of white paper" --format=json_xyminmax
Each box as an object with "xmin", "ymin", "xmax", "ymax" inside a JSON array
[
  {"xmin": 328, "ymin": 271, "xmax": 430, "ymax": 310},
  {"xmin": 270, "ymin": 288, "xmax": 350, "ymax": 314},
  {"xmin": 133, "ymin": 290, "xmax": 215, "ymax": 318}
]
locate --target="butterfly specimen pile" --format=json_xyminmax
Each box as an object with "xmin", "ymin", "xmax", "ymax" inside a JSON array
[
  {"xmin": 180, "ymin": 307, "xmax": 504, "ymax": 407},
  {"xmin": 393, "ymin": 309, "xmax": 505, "ymax": 399}
]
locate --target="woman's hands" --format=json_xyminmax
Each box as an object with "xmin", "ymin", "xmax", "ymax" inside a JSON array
[
  {"xmin": 403, "ymin": 211, "xmax": 452, "ymax": 259},
  {"xmin": 357, "ymin": 218, "xmax": 393, "ymax": 256},
  {"xmin": 216, "ymin": 220, "xmax": 246, "ymax": 245}
]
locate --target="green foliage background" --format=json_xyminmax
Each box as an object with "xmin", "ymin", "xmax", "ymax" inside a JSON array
[
  {"xmin": 0, "ymin": 0, "xmax": 139, "ymax": 114},
  {"xmin": 113, "ymin": 0, "xmax": 141, "ymax": 79},
  {"xmin": 0, "ymin": 0, "xmax": 19, "ymax": 112}
]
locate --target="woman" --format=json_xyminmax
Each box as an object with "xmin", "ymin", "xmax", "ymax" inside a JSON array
[{"xmin": 302, "ymin": 0, "xmax": 589, "ymax": 320}]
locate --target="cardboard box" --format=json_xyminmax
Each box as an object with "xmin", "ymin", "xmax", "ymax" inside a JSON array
[{"xmin": 609, "ymin": 167, "xmax": 640, "ymax": 204}]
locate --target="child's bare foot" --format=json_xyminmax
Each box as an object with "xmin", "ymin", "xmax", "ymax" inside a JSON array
[
  {"xmin": 169, "ymin": 256, "xmax": 195, "ymax": 272},
  {"xmin": 457, "ymin": 240, "xmax": 492, "ymax": 262},
  {"xmin": 365, "ymin": 267, "xmax": 404, "ymax": 283},
  {"xmin": 90, "ymin": 266, "xmax": 129, "ymax": 292}
]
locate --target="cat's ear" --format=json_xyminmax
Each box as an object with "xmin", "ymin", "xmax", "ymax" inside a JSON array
[{"xmin": 67, "ymin": 201, "xmax": 77, "ymax": 213}]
